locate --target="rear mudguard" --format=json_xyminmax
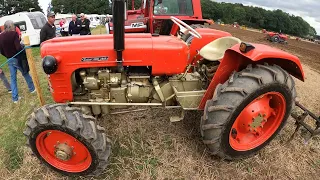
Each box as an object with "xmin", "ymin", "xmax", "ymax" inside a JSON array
[{"xmin": 198, "ymin": 43, "xmax": 304, "ymax": 110}]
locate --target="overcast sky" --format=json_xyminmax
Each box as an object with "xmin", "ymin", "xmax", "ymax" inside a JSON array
[
  {"xmin": 38, "ymin": 0, "xmax": 320, "ymax": 34},
  {"xmin": 39, "ymin": 0, "xmax": 50, "ymax": 14}
]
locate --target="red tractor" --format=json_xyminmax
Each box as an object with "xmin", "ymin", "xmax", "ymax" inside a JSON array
[
  {"xmin": 106, "ymin": 0, "xmax": 214, "ymax": 35},
  {"xmin": 266, "ymin": 31, "xmax": 288, "ymax": 44},
  {"xmin": 24, "ymin": 0, "xmax": 305, "ymax": 176}
]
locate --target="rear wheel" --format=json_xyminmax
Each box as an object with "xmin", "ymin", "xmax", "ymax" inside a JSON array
[
  {"xmin": 201, "ymin": 64, "xmax": 296, "ymax": 159},
  {"xmin": 271, "ymin": 35, "xmax": 280, "ymax": 43},
  {"xmin": 24, "ymin": 104, "xmax": 111, "ymax": 176}
]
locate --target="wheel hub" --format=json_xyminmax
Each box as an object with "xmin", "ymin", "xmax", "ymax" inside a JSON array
[
  {"xmin": 55, "ymin": 143, "xmax": 73, "ymax": 161},
  {"xmin": 250, "ymin": 114, "xmax": 266, "ymax": 131},
  {"xmin": 229, "ymin": 92, "xmax": 287, "ymax": 151}
]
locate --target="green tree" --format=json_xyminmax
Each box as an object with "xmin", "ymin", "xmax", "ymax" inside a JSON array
[
  {"xmin": 0, "ymin": 0, "xmax": 42, "ymax": 16},
  {"xmin": 127, "ymin": 0, "xmax": 142, "ymax": 10},
  {"xmin": 51, "ymin": 0, "xmax": 111, "ymax": 14},
  {"xmin": 232, "ymin": 6, "xmax": 246, "ymax": 24}
]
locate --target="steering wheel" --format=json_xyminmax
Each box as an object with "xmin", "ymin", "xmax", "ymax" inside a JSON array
[
  {"xmin": 170, "ymin": 16, "xmax": 202, "ymax": 39},
  {"xmin": 157, "ymin": 4, "xmax": 167, "ymax": 14}
]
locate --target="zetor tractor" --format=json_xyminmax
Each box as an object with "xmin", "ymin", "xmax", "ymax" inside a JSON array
[
  {"xmin": 106, "ymin": 0, "xmax": 213, "ymax": 36},
  {"xmin": 24, "ymin": 0, "xmax": 305, "ymax": 176}
]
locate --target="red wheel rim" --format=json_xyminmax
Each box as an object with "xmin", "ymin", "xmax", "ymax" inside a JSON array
[
  {"xmin": 229, "ymin": 92, "xmax": 286, "ymax": 151},
  {"xmin": 36, "ymin": 130, "xmax": 92, "ymax": 173}
]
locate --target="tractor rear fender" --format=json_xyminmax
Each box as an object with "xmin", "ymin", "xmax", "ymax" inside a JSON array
[{"xmin": 198, "ymin": 43, "xmax": 304, "ymax": 110}]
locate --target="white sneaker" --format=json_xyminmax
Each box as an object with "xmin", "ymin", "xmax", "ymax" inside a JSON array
[
  {"xmin": 8, "ymin": 90, "xmax": 12, "ymax": 94},
  {"xmin": 13, "ymin": 97, "xmax": 22, "ymax": 104},
  {"xmin": 31, "ymin": 90, "xmax": 36, "ymax": 94}
]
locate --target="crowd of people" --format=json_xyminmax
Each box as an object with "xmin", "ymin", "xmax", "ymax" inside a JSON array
[
  {"xmin": 40, "ymin": 12, "xmax": 92, "ymax": 43},
  {"xmin": 0, "ymin": 12, "xmax": 93, "ymax": 103}
]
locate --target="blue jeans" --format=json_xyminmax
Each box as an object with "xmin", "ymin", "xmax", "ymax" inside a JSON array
[
  {"xmin": 0, "ymin": 70, "xmax": 11, "ymax": 90},
  {"xmin": 8, "ymin": 58, "xmax": 35, "ymax": 101}
]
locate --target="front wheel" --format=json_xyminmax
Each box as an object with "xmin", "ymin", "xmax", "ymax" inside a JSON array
[
  {"xmin": 201, "ymin": 64, "xmax": 296, "ymax": 159},
  {"xmin": 23, "ymin": 104, "xmax": 111, "ymax": 176}
]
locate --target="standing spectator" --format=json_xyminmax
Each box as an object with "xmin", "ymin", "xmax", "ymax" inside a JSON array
[
  {"xmin": 40, "ymin": 12, "xmax": 56, "ymax": 44},
  {"xmin": 59, "ymin": 18, "xmax": 64, "ymax": 28},
  {"xmin": 59, "ymin": 18, "xmax": 69, "ymax": 37},
  {"xmin": 80, "ymin": 13, "xmax": 91, "ymax": 35},
  {"xmin": 0, "ymin": 68, "xmax": 11, "ymax": 93},
  {"xmin": 69, "ymin": 14, "xmax": 81, "ymax": 36},
  {"xmin": 0, "ymin": 20, "xmax": 35, "ymax": 103},
  {"xmin": 85, "ymin": 15, "xmax": 91, "ymax": 35}
]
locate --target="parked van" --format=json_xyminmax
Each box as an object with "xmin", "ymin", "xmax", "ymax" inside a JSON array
[{"xmin": 0, "ymin": 11, "xmax": 47, "ymax": 46}]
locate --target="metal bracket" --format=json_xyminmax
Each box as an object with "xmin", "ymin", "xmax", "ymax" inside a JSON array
[
  {"xmin": 170, "ymin": 110, "xmax": 185, "ymax": 122},
  {"xmin": 289, "ymin": 101, "xmax": 320, "ymax": 143}
]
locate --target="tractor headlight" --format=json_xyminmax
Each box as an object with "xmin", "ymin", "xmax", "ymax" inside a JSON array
[
  {"xmin": 240, "ymin": 42, "xmax": 255, "ymax": 53},
  {"xmin": 42, "ymin": 56, "xmax": 58, "ymax": 74}
]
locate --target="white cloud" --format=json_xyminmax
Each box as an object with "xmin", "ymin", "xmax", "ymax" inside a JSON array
[{"xmin": 38, "ymin": 0, "xmax": 51, "ymax": 15}]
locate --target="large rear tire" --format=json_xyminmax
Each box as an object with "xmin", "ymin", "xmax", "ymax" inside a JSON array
[
  {"xmin": 201, "ymin": 64, "xmax": 296, "ymax": 159},
  {"xmin": 24, "ymin": 104, "xmax": 111, "ymax": 176},
  {"xmin": 271, "ymin": 35, "xmax": 280, "ymax": 43}
]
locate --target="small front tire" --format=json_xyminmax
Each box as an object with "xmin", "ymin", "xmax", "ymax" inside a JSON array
[{"xmin": 24, "ymin": 104, "xmax": 111, "ymax": 176}]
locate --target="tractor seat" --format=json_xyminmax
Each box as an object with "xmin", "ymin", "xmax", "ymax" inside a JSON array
[{"xmin": 200, "ymin": 36, "xmax": 242, "ymax": 61}]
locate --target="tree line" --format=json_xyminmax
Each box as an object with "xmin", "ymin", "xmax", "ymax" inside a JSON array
[
  {"xmin": 0, "ymin": 0, "xmax": 42, "ymax": 16},
  {"xmin": 201, "ymin": 0, "xmax": 317, "ymax": 37},
  {"xmin": 51, "ymin": 0, "xmax": 112, "ymax": 15}
]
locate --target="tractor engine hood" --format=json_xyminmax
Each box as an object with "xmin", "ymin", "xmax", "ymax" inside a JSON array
[{"xmin": 40, "ymin": 34, "xmax": 189, "ymax": 76}]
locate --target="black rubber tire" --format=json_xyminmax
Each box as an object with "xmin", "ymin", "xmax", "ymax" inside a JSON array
[
  {"xmin": 271, "ymin": 35, "xmax": 280, "ymax": 43},
  {"xmin": 23, "ymin": 104, "xmax": 111, "ymax": 176},
  {"xmin": 181, "ymin": 24, "xmax": 206, "ymax": 44},
  {"xmin": 201, "ymin": 64, "xmax": 296, "ymax": 160}
]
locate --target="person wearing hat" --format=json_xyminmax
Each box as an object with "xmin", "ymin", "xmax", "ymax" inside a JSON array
[{"xmin": 40, "ymin": 12, "xmax": 56, "ymax": 44}]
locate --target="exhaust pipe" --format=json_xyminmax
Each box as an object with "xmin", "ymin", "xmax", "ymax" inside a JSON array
[{"xmin": 113, "ymin": 0, "xmax": 126, "ymax": 72}]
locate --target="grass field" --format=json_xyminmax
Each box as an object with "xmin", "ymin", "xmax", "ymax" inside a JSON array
[{"xmin": 0, "ymin": 48, "xmax": 54, "ymax": 175}]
